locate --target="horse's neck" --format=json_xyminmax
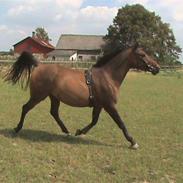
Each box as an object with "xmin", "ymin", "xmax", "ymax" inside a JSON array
[{"xmin": 103, "ymin": 52, "xmax": 130, "ymax": 88}]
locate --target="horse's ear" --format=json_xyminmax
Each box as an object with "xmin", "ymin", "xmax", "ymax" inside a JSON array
[{"xmin": 132, "ymin": 42, "xmax": 139, "ymax": 51}]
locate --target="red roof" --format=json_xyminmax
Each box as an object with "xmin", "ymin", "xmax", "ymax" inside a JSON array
[
  {"xmin": 32, "ymin": 37, "xmax": 54, "ymax": 49},
  {"xmin": 14, "ymin": 36, "xmax": 54, "ymax": 49}
]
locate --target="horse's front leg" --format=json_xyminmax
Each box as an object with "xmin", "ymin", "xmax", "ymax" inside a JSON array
[
  {"xmin": 49, "ymin": 95, "xmax": 69, "ymax": 134},
  {"xmin": 75, "ymin": 106, "xmax": 102, "ymax": 136},
  {"xmin": 104, "ymin": 105, "xmax": 139, "ymax": 149}
]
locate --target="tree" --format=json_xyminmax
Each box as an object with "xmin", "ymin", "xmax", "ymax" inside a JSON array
[
  {"xmin": 103, "ymin": 4, "xmax": 182, "ymax": 64},
  {"xmin": 35, "ymin": 27, "xmax": 51, "ymax": 42}
]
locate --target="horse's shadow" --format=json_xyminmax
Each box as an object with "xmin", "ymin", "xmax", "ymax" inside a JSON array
[{"xmin": 0, "ymin": 128, "xmax": 113, "ymax": 147}]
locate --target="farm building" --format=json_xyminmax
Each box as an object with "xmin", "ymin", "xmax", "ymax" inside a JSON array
[
  {"xmin": 48, "ymin": 34, "xmax": 105, "ymax": 61},
  {"xmin": 13, "ymin": 32, "xmax": 55, "ymax": 58}
]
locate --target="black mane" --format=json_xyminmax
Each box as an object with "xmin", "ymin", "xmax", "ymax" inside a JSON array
[{"xmin": 93, "ymin": 48, "xmax": 123, "ymax": 68}]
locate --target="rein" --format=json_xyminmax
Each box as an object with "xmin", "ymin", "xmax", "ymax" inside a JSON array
[{"xmin": 84, "ymin": 69, "xmax": 94, "ymax": 107}]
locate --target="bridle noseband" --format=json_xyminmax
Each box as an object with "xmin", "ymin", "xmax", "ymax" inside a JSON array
[
  {"xmin": 142, "ymin": 58, "xmax": 154, "ymax": 72},
  {"xmin": 137, "ymin": 53, "xmax": 155, "ymax": 72}
]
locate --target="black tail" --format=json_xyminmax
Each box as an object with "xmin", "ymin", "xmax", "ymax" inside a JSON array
[{"xmin": 4, "ymin": 51, "xmax": 39, "ymax": 89}]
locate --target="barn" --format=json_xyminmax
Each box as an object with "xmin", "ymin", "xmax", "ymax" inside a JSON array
[
  {"xmin": 48, "ymin": 34, "xmax": 105, "ymax": 61},
  {"xmin": 13, "ymin": 32, "xmax": 55, "ymax": 58}
]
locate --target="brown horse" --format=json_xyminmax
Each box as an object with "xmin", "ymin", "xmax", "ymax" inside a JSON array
[{"xmin": 5, "ymin": 45, "xmax": 160, "ymax": 149}]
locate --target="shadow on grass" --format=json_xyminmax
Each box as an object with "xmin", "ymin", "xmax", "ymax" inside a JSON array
[{"xmin": 0, "ymin": 128, "xmax": 113, "ymax": 147}]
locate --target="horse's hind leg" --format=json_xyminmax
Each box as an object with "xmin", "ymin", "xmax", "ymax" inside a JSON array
[
  {"xmin": 49, "ymin": 95, "xmax": 69, "ymax": 134},
  {"xmin": 14, "ymin": 97, "xmax": 42, "ymax": 133},
  {"xmin": 75, "ymin": 106, "xmax": 102, "ymax": 136}
]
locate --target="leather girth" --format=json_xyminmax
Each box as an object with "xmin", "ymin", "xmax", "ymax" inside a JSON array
[{"xmin": 85, "ymin": 69, "xmax": 94, "ymax": 107}]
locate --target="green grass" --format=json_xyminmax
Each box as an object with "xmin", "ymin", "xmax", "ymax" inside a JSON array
[{"xmin": 0, "ymin": 71, "xmax": 182, "ymax": 183}]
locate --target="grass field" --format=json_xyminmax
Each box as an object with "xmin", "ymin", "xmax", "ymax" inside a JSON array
[{"xmin": 0, "ymin": 71, "xmax": 182, "ymax": 183}]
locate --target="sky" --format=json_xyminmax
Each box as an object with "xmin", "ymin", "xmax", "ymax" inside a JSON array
[{"xmin": 0, "ymin": 0, "xmax": 183, "ymax": 60}]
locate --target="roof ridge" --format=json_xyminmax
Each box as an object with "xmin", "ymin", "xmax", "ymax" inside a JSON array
[
  {"xmin": 13, "ymin": 36, "xmax": 54, "ymax": 49},
  {"xmin": 32, "ymin": 37, "xmax": 54, "ymax": 49},
  {"xmin": 61, "ymin": 34, "xmax": 104, "ymax": 37},
  {"xmin": 56, "ymin": 34, "xmax": 105, "ymax": 50}
]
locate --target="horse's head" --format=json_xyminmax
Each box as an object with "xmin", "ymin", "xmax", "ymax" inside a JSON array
[{"xmin": 130, "ymin": 45, "xmax": 160, "ymax": 75}]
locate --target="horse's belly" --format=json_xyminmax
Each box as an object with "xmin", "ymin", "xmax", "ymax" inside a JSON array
[
  {"xmin": 52, "ymin": 80, "xmax": 90, "ymax": 107},
  {"xmin": 58, "ymin": 93, "xmax": 89, "ymax": 107}
]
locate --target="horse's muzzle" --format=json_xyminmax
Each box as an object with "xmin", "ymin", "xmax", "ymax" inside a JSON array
[
  {"xmin": 147, "ymin": 64, "xmax": 160, "ymax": 75},
  {"xmin": 151, "ymin": 67, "xmax": 160, "ymax": 75}
]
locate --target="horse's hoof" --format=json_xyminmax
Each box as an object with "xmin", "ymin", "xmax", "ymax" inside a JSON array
[
  {"xmin": 14, "ymin": 127, "xmax": 20, "ymax": 133},
  {"xmin": 80, "ymin": 134, "xmax": 86, "ymax": 138},
  {"xmin": 130, "ymin": 143, "xmax": 139, "ymax": 150},
  {"xmin": 75, "ymin": 129, "xmax": 82, "ymax": 136},
  {"xmin": 66, "ymin": 133, "xmax": 71, "ymax": 136}
]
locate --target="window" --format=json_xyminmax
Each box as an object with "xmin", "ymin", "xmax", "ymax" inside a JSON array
[
  {"xmin": 78, "ymin": 55, "xmax": 83, "ymax": 60},
  {"xmin": 52, "ymin": 56, "xmax": 55, "ymax": 61},
  {"xmin": 91, "ymin": 56, "xmax": 96, "ymax": 60}
]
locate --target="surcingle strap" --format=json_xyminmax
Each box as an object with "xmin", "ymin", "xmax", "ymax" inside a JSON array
[{"xmin": 85, "ymin": 69, "xmax": 94, "ymax": 107}]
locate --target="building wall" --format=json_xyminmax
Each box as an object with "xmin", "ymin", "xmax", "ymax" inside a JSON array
[
  {"xmin": 77, "ymin": 53, "xmax": 98, "ymax": 61},
  {"xmin": 77, "ymin": 50, "xmax": 101, "ymax": 61},
  {"xmin": 69, "ymin": 52, "xmax": 99, "ymax": 61},
  {"xmin": 69, "ymin": 52, "xmax": 77, "ymax": 61},
  {"xmin": 47, "ymin": 49, "xmax": 101, "ymax": 61}
]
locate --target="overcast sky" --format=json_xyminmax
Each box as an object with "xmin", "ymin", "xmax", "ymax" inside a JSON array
[{"xmin": 0, "ymin": 0, "xmax": 183, "ymax": 60}]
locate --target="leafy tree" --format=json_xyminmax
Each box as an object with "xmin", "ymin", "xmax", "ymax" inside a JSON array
[
  {"xmin": 103, "ymin": 4, "xmax": 182, "ymax": 64},
  {"xmin": 35, "ymin": 27, "xmax": 51, "ymax": 42}
]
